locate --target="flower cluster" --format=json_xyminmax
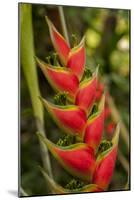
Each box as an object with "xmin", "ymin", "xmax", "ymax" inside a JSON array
[{"xmin": 36, "ymin": 17, "xmax": 120, "ymax": 194}]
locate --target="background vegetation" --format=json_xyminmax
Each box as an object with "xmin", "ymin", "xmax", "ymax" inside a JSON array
[{"xmin": 20, "ymin": 4, "xmax": 130, "ymax": 196}]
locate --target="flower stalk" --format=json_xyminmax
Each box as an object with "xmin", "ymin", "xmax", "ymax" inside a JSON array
[{"xmin": 20, "ymin": 3, "xmax": 52, "ymax": 178}]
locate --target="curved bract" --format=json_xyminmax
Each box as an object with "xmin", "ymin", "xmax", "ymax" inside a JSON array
[
  {"xmin": 67, "ymin": 37, "xmax": 86, "ymax": 80},
  {"xmin": 84, "ymin": 95, "xmax": 105, "ymax": 151},
  {"xmin": 36, "ymin": 57, "xmax": 79, "ymax": 101},
  {"xmin": 75, "ymin": 68, "xmax": 98, "ymax": 115},
  {"xmin": 40, "ymin": 97, "xmax": 87, "ymax": 138},
  {"xmin": 92, "ymin": 124, "xmax": 120, "ymax": 190},
  {"xmin": 38, "ymin": 133, "xmax": 96, "ymax": 181},
  {"xmin": 46, "ymin": 16, "xmax": 70, "ymax": 66}
]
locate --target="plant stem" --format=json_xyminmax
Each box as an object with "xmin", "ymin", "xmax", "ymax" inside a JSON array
[
  {"xmin": 58, "ymin": 6, "xmax": 70, "ymax": 45},
  {"xmin": 106, "ymin": 94, "xmax": 129, "ymax": 149},
  {"xmin": 118, "ymin": 149, "xmax": 129, "ymax": 173},
  {"xmin": 20, "ymin": 3, "xmax": 53, "ymax": 178},
  {"xmin": 106, "ymin": 94, "xmax": 129, "ymax": 182}
]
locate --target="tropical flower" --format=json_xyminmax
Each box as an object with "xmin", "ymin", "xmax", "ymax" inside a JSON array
[{"xmin": 36, "ymin": 17, "xmax": 120, "ymax": 194}]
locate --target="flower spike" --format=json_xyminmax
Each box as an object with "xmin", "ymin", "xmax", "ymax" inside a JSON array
[
  {"xmin": 67, "ymin": 36, "xmax": 86, "ymax": 80},
  {"xmin": 92, "ymin": 123, "xmax": 120, "ymax": 190},
  {"xmin": 84, "ymin": 94, "xmax": 105, "ymax": 151},
  {"xmin": 38, "ymin": 133, "xmax": 96, "ymax": 181},
  {"xmin": 36, "ymin": 57, "xmax": 79, "ymax": 101},
  {"xmin": 46, "ymin": 16, "xmax": 70, "ymax": 66},
  {"xmin": 40, "ymin": 97, "xmax": 87, "ymax": 139},
  {"xmin": 75, "ymin": 67, "xmax": 98, "ymax": 115}
]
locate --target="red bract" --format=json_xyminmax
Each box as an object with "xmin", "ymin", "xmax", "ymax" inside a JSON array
[
  {"xmin": 75, "ymin": 68, "xmax": 98, "ymax": 115},
  {"xmin": 38, "ymin": 134, "xmax": 96, "ymax": 181},
  {"xmin": 46, "ymin": 16, "xmax": 70, "ymax": 66},
  {"xmin": 92, "ymin": 124, "xmax": 120, "ymax": 189},
  {"xmin": 40, "ymin": 97, "xmax": 87, "ymax": 139},
  {"xmin": 36, "ymin": 57, "xmax": 79, "ymax": 101},
  {"xmin": 84, "ymin": 95, "xmax": 105, "ymax": 151},
  {"xmin": 46, "ymin": 16, "xmax": 86, "ymax": 76},
  {"xmin": 67, "ymin": 37, "xmax": 86, "ymax": 80}
]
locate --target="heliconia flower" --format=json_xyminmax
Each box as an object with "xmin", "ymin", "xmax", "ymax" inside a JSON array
[
  {"xmin": 67, "ymin": 37, "xmax": 86, "ymax": 80},
  {"xmin": 40, "ymin": 97, "xmax": 87, "ymax": 139},
  {"xmin": 84, "ymin": 94, "xmax": 105, "ymax": 151},
  {"xmin": 36, "ymin": 57, "xmax": 79, "ymax": 101},
  {"xmin": 92, "ymin": 123, "xmax": 120, "ymax": 190},
  {"xmin": 46, "ymin": 16, "xmax": 70, "ymax": 66},
  {"xmin": 75, "ymin": 67, "xmax": 98, "ymax": 115},
  {"xmin": 38, "ymin": 133, "xmax": 96, "ymax": 181},
  {"xmin": 40, "ymin": 167, "xmax": 103, "ymax": 194}
]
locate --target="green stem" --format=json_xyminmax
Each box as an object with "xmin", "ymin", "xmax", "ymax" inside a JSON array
[
  {"xmin": 106, "ymin": 94, "xmax": 129, "ymax": 149},
  {"xmin": 58, "ymin": 6, "xmax": 70, "ymax": 45},
  {"xmin": 20, "ymin": 3, "xmax": 52, "ymax": 178},
  {"xmin": 118, "ymin": 149, "xmax": 129, "ymax": 173}
]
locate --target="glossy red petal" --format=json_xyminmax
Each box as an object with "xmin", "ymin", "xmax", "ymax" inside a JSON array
[
  {"xmin": 93, "ymin": 147, "xmax": 117, "ymax": 190},
  {"xmin": 67, "ymin": 37, "xmax": 86, "ymax": 79},
  {"xmin": 38, "ymin": 134, "xmax": 96, "ymax": 181},
  {"xmin": 93, "ymin": 124, "xmax": 120, "ymax": 189},
  {"xmin": 84, "ymin": 111, "xmax": 104, "ymax": 151},
  {"xmin": 75, "ymin": 69, "xmax": 98, "ymax": 115},
  {"xmin": 40, "ymin": 98, "xmax": 87, "ymax": 138},
  {"xmin": 37, "ymin": 58, "xmax": 79, "ymax": 101},
  {"xmin": 84, "ymin": 95, "xmax": 105, "ymax": 150},
  {"xmin": 56, "ymin": 145, "xmax": 95, "ymax": 176},
  {"xmin": 46, "ymin": 16, "xmax": 70, "ymax": 65}
]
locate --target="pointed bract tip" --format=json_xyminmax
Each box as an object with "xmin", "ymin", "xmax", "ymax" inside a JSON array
[
  {"xmin": 35, "ymin": 56, "xmax": 43, "ymax": 67},
  {"xmin": 35, "ymin": 56, "xmax": 43, "ymax": 66},
  {"xmin": 94, "ymin": 65, "xmax": 100, "ymax": 78},
  {"xmin": 98, "ymin": 93, "xmax": 105, "ymax": 112},
  {"xmin": 79, "ymin": 35, "xmax": 85, "ymax": 46},
  {"xmin": 37, "ymin": 132, "xmax": 54, "ymax": 150},
  {"xmin": 112, "ymin": 123, "xmax": 120, "ymax": 146},
  {"xmin": 70, "ymin": 35, "xmax": 85, "ymax": 53},
  {"xmin": 36, "ymin": 132, "xmax": 49, "ymax": 146},
  {"xmin": 45, "ymin": 15, "xmax": 52, "ymax": 27},
  {"xmin": 38, "ymin": 96, "xmax": 50, "ymax": 108},
  {"xmin": 36, "ymin": 57, "xmax": 50, "ymax": 69}
]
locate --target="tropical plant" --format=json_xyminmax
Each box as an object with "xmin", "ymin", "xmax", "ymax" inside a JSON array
[{"xmin": 36, "ymin": 16, "xmax": 120, "ymax": 194}]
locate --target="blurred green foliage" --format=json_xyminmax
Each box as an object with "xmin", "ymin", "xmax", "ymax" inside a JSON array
[{"xmin": 21, "ymin": 4, "xmax": 130, "ymax": 196}]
